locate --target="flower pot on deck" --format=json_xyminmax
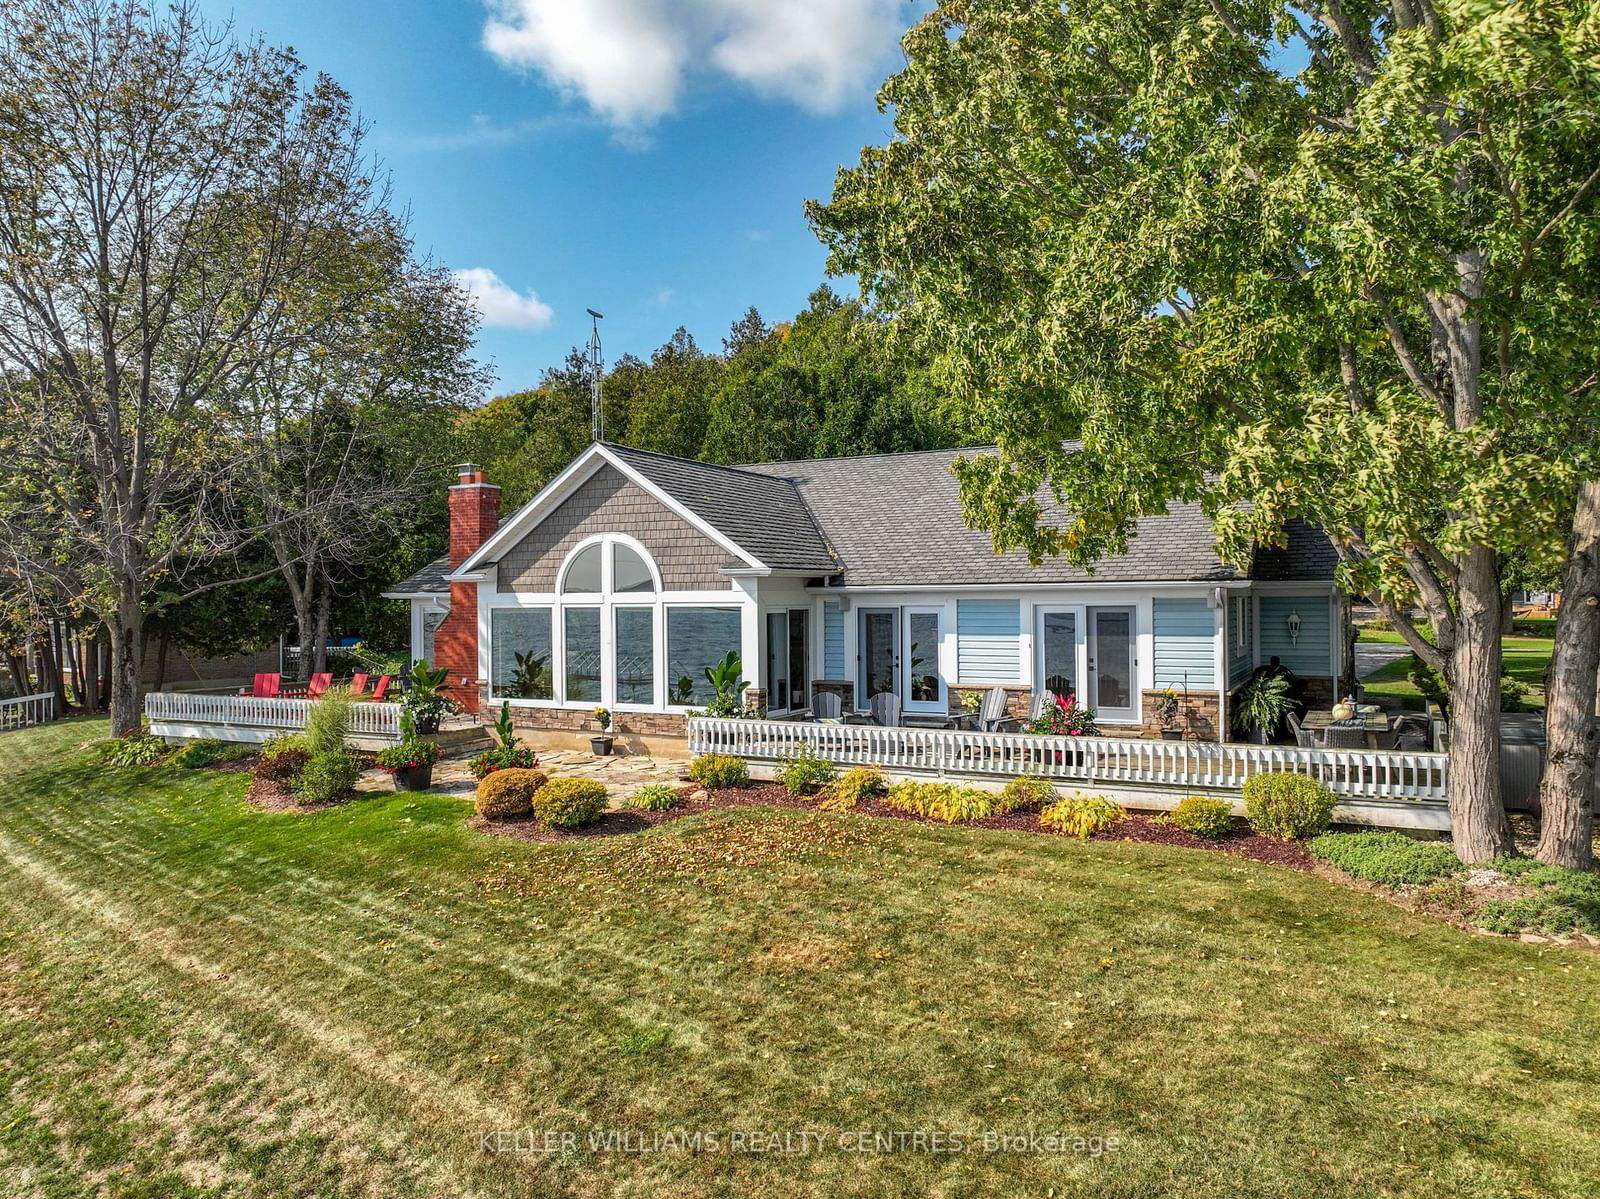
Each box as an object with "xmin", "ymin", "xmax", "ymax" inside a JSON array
[
  {"xmin": 1160, "ymin": 728, "xmax": 1184, "ymax": 741},
  {"xmin": 590, "ymin": 735, "xmax": 614, "ymax": 757}
]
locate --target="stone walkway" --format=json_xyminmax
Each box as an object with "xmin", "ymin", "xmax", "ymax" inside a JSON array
[{"xmin": 357, "ymin": 746, "xmax": 690, "ymax": 806}]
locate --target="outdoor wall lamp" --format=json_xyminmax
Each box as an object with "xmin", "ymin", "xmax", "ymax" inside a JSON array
[{"xmin": 1286, "ymin": 609, "xmax": 1302, "ymax": 645}]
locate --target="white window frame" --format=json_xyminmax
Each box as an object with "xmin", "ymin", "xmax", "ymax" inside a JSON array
[
  {"xmin": 763, "ymin": 607, "xmax": 813, "ymax": 716},
  {"xmin": 1033, "ymin": 604, "xmax": 1088, "ymax": 704}
]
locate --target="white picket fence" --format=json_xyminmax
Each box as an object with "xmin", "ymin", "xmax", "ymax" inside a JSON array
[
  {"xmin": 145, "ymin": 691, "xmax": 403, "ymax": 744},
  {"xmin": 688, "ymin": 718, "xmax": 1451, "ymax": 825},
  {"xmin": 0, "ymin": 692, "xmax": 57, "ymax": 733}
]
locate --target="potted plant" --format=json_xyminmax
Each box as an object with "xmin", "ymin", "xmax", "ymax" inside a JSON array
[
  {"xmin": 374, "ymin": 737, "xmax": 440, "ymax": 791},
  {"xmin": 590, "ymin": 706, "xmax": 614, "ymax": 756},
  {"xmin": 1156, "ymin": 686, "xmax": 1183, "ymax": 740},
  {"xmin": 1234, "ymin": 673, "xmax": 1291, "ymax": 744},
  {"xmin": 399, "ymin": 660, "xmax": 460, "ymax": 735}
]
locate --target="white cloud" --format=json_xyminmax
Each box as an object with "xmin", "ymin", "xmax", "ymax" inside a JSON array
[
  {"xmin": 452, "ymin": 267, "xmax": 555, "ymax": 330},
  {"xmin": 480, "ymin": 0, "xmax": 907, "ymax": 129}
]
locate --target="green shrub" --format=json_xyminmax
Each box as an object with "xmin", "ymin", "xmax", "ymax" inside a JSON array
[
  {"xmin": 1168, "ymin": 796, "xmax": 1235, "ymax": 839},
  {"xmin": 98, "ymin": 733, "xmax": 169, "ymax": 767},
  {"xmin": 1477, "ymin": 857, "xmax": 1600, "ymax": 936},
  {"xmin": 1500, "ymin": 674, "xmax": 1531, "ymax": 712},
  {"xmin": 623, "ymin": 783, "xmax": 684, "ymax": 811},
  {"xmin": 1510, "ymin": 617, "xmax": 1556, "ymax": 637},
  {"xmin": 293, "ymin": 750, "xmax": 361, "ymax": 804},
  {"xmin": 1040, "ymin": 793, "xmax": 1127, "ymax": 838},
  {"xmin": 1309, "ymin": 831, "xmax": 1461, "ymax": 885},
  {"xmin": 533, "ymin": 778, "xmax": 608, "ymax": 828},
  {"xmin": 475, "ymin": 768, "xmax": 547, "ymax": 820},
  {"xmin": 172, "ymin": 738, "xmax": 233, "ymax": 769},
  {"xmin": 820, "ymin": 766, "xmax": 887, "ymax": 812},
  {"xmin": 883, "ymin": 780, "xmax": 1005, "ymax": 823},
  {"xmin": 1242, "ymin": 772, "xmax": 1337, "ymax": 839},
  {"xmin": 776, "ymin": 743, "xmax": 838, "ymax": 796},
  {"xmin": 997, "ymin": 775, "xmax": 1056, "ymax": 813},
  {"xmin": 688, "ymin": 753, "xmax": 748, "ymax": 789},
  {"xmin": 468, "ymin": 744, "xmax": 539, "ymax": 780},
  {"xmin": 304, "ymin": 688, "xmax": 357, "ymax": 756},
  {"xmin": 254, "ymin": 734, "xmax": 310, "ymax": 782}
]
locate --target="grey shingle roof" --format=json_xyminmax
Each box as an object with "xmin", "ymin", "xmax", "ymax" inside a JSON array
[
  {"xmin": 604, "ymin": 443, "xmax": 838, "ymax": 574},
  {"xmin": 739, "ymin": 448, "xmax": 1266, "ymax": 586},
  {"xmin": 383, "ymin": 554, "xmax": 452, "ymax": 596},
  {"xmin": 1249, "ymin": 520, "xmax": 1340, "ymax": 581}
]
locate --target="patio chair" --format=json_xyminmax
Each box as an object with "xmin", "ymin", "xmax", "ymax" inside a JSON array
[
  {"xmin": 248, "ymin": 672, "xmax": 281, "ymax": 699},
  {"xmin": 868, "ymin": 691, "xmax": 902, "ymax": 727},
  {"xmin": 810, "ymin": 692, "xmax": 843, "ymax": 723},
  {"xmin": 305, "ymin": 672, "xmax": 333, "ymax": 700},
  {"xmin": 369, "ymin": 675, "xmax": 392, "ymax": 702},
  {"xmin": 1287, "ymin": 711, "xmax": 1318, "ymax": 748},
  {"xmin": 1030, "ymin": 690, "xmax": 1057, "ymax": 722},
  {"xmin": 348, "ymin": 672, "xmax": 369, "ymax": 695},
  {"xmin": 976, "ymin": 686, "xmax": 1022, "ymax": 733},
  {"xmin": 1391, "ymin": 714, "xmax": 1430, "ymax": 751},
  {"xmin": 1322, "ymin": 725, "xmax": 1369, "ymax": 750}
]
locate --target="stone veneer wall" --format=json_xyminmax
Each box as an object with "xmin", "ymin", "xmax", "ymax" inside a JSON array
[{"xmin": 1138, "ymin": 690, "xmax": 1220, "ymax": 741}]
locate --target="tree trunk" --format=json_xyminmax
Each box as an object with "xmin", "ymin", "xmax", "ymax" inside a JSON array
[
  {"xmin": 41, "ymin": 628, "xmax": 68, "ymax": 715},
  {"xmin": 106, "ymin": 592, "xmax": 145, "ymax": 738},
  {"xmin": 1448, "ymin": 545, "xmax": 1513, "ymax": 863},
  {"xmin": 313, "ymin": 573, "xmax": 333, "ymax": 675},
  {"xmin": 1535, "ymin": 480, "xmax": 1600, "ymax": 868},
  {"xmin": 97, "ymin": 626, "xmax": 112, "ymax": 710}
]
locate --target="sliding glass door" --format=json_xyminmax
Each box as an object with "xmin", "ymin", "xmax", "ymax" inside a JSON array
[{"xmin": 764, "ymin": 608, "xmax": 811, "ymax": 715}]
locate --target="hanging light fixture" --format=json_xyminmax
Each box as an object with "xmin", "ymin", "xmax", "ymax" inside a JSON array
[{"xmin": 1286, "ymin": 609, "xmax": 1302, "ymax": 645}]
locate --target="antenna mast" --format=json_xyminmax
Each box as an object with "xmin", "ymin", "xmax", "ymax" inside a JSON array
[{"xmin": 586, "ymin": 308, "xmax": 605, "ymax": 443}]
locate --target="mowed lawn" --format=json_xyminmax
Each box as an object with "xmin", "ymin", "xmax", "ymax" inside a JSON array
[
  {"xmin": 1360, "ymin": 626, "xmax": 1554, "ymax": 710},
  {"xmin": 2, "ymin": 723, "xmax": 1598, "ymax": 1198}
]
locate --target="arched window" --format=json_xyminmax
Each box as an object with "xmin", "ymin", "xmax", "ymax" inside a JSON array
[
  {"xmin": 613, "ymin": 543, "xmax": 656, "ymax": 593},
  {"xmin": 560, "ymin": 543, "xmax": 603, "ymax": 593}
]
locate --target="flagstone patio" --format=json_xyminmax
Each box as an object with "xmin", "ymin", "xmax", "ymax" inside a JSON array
[{"xmin": 356, "ymin": 746, "xmax": 690, "ymax": 806}]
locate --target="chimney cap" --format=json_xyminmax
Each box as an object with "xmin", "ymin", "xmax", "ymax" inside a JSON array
[{"xmin": 455, "ymin": 462, "xmax": 482, "ymax": 476}]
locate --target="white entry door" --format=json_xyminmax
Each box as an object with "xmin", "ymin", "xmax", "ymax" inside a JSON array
[
  {"xmin": 902, "ymin": 605, "xmax": 946, "ymax": 714},
  {"xmin": 1035, "ymin": 605, "xmax": 1086, "ymax": 704},
  {"xmin": 1088, "ymin": 606, "xmax": 1138, "ymax": 724}
]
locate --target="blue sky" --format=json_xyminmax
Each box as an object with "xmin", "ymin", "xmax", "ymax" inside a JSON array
[{"xmin": 196, "ymin": 1, "xmax": 922, "ymax": 395}]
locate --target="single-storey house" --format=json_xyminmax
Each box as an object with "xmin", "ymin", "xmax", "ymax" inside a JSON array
[{"xmin": 384, "ymin": 444, "xmax": 1347, "ymax": 749}]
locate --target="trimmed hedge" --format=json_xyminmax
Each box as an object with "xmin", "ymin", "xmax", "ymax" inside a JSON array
[
  {"xmin": 534, "ymin": 778, "xmax": 608, "ymax": 829},
  {"xmin": 293, "ymin": 750, "xmax": 361, "ymax": 804},
  {"xmin": 1242, "ymin": 772, "xmax": 1337, "ymax": 840},
  {"xmin": 1168, "ymin": 796, "xmax": 1235, "ymax": 839},
  {"xmin": 688, "ymin": 753, "xmax": 748, "ymax": 789},
  {"xmin": 1309, "ymin": 831, "xmax": 1460, "ymax": 886},
  {"xmin": 475, "ymin": 768, "xmax": 547, "ymax": 820}
]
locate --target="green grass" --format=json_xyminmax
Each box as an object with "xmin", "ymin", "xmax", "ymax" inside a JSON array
[
  {"xmin": 3, "ymin": 721, "xmax": 1600, "ymax": 1196},
  {"xmin": 1357, "ymin": 627, "xmax": 1553, "ymax": 710}
]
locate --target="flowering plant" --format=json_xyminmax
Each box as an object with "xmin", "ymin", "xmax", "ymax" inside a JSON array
[
  {"xmin": 1156, "ymin": 686, "xmax": 1181, "ymax": 728},
  {"xmin": 592, "ymin": 706, "xmax": 612, "ymax": 732},
  {"xmin": 1028, "ymin": 692, "xmax": 1100, "ymax": 737},
  {"xmin": 373, "ymin": 739, "xmax": 440, "ymax": 774}
]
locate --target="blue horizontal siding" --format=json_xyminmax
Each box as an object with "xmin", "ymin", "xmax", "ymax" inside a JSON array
[
  {"xmin": 822, "ymin": 601, "xmax": 845, "ymax": 678},
  {"xmin": 957, "ymin": 599, "xmax": 1020, "ymax": 682},
  {"xmin": 1153, "ymin": 598, "xmax": 1216, "ymax": 688},
  {"xmin": 1258, "ymin": 595, "xmax": 1332, "ymax": 676}
]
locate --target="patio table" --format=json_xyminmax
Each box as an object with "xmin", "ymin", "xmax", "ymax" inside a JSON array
[{"xmin": 1303, "ymin": 708, "xmax": 1389, "ymax": 749}]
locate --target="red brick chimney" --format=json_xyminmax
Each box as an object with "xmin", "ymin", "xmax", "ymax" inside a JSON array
[{"xmin": 433, "ymin": 463, "xmax": 500, "ymax": 714}]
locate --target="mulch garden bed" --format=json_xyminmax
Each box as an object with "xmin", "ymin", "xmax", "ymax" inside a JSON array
[
  {"xmin": 243, "ymin": 776, "xmax": 356, "ymax": 813},
  {"xmin": 469, "ymin": 779, "xmax": 1316, "ymax": 869}
]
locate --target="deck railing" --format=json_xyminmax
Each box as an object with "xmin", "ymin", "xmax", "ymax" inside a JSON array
[
  {"xmin": 688, "ymin": 717, "xmax": 1449, "ymax": 804},
  {"xmin": 145, "ymin": 691, "xmax": 403, "ymax": 742},
  {"xmin": 0, "ymin": 692, "xmax": 57, "ymax": 733}
]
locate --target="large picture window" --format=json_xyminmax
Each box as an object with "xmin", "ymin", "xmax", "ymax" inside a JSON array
[
  {"xmin": 564, "ymin": 606, "xmax": 602, "ymax": 702},
  {"xmin": 614, "ymin": 607, "xmax": 654, "ymax": 704},
  {"xmin": 667, "ymin": 606, "xmax": 742, "ymax": 706},
  {"xmin": 490, "ymin": 608, "xmax": 553, "ymax": 699}
]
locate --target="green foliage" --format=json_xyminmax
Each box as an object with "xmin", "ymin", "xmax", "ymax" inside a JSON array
[
  {"xmin": 776, "ymin": 743, "xmax": 838, "ymax": 796},
  {"xmin": 491, "ymin": 701, "xmax": 519, "ymax": 751},
  {"xmin": 293, "ymin": 751, "xmax": 361, "ymax": 805},
  {"xmin": 304, "ymin": 688, "xmax": 357, "ymax": 756},
  {"xmin": 98, "ymin": 734, "xmax": 169, "ymax": 768},
  {"xmin": 624, "ymin": 783, "xmax": 683, "ymax": 812},
  {"xmin": 998, "ymin": 775, "xmax": 1056, "ymax": 811},
  {"xmin": 1310, "ymin": 832, "xmax": 1461, "ymax": 886},
  {"xmin": 1027, "ymin": 693, "xmax": 1099, "ymax": 737},
  {"xmin": 1167, "ymin": 797, "xmax": 1235, "ymax": 840},
  {"xmin": 399, "ymin": 660, "xmax": 459, "ymax": 733},
  {"xmin": 373, "ymin": 739, "xmax": 439, "ymax": 774},
  {"xmin": 591, "ymin": 706, "xmax": 612, "ymax": 732},
  {"xmin": 697, "ymin": 652, "xmax": 752, "ymax": 719},
  {"xmin": 1511, "ymin": 618, "xmax": 1556, "ymax": 638},
  {"xmin": 254, "ymin": 735, "xmax": 310, "ymax": 783},
  {"xmin": 1407, "ymin": 657, "xmax": 1450, "ymax": 710},
  {"xmin": 474, "ymin": 768, "xmax": 547, "ymax": 820},
  {"xmin": 882, "ymin": 780, "xmax": 1012, "ymax": 823},
  {"xmin": 1500, "ymin": 674, "xmax": 1531, "ymax": 713},
  {"xmin": 468, "ymin": 745, "xmax": 538, "ymax": 781},
  {"xmin": 172, "ymin": 739, "xmax": 238, "ymax": 769},
  {"xmin": 533, "ymin": 778, "xmax": 608, "ymax": 829},
  {"xmin": 348, "ymin": 643, "xmax": 409, "ymax": 677},
  {"xmin": 688, "ymin": 753, "xmax": 748, "ymax": 789},
  {"xmin": 1242, "ymin": 773, "xmax": 1337, "ymax": 840},
  {"xmin": 1040, "ymin": 794, "xmax": 1127, "ymax": 839},
  {"xmin": 1233, "ymin": 674, "xmax": 1291, "ymax": 739},
  {"xmin": 820, "ymin": 765, "xmax": 888, "ymax": 812},
  {"xmin": 1477, "ymin": 858, "xmax": 1600, "ymax": 936}
]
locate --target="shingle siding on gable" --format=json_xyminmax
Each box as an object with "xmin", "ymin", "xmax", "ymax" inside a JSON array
[
  {"xmin": 495, "ymin": 463, "xmax": 736, "ymax": 593},
  {"xmin": 956, "ymin": 600, "xmax": 1021, "ymax": 682},
  {"xmin": 1153, "ymin": 598, "xmax": 1216, "ymax": 689},
  {"xmin": 1258, "ymin": 595, "xmax": 1332, "ymax": 677}
]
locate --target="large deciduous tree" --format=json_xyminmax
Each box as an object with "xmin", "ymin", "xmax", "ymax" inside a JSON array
[
  {"xmin": 811, "ymin": 0, "xmax": 1600, "ymax": 863},
  {"xmin": 0, "ymin": 0, "xmax": 382, "ymax": 734}
]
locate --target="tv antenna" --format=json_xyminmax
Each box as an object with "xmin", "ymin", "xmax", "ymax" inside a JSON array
[{"xmin": 586, "ymin": 308, "xmax": 605, "ymax": 443}]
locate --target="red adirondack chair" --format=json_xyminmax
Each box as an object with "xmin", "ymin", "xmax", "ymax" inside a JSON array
[
  {"xmin": 370, "ymin": 674, "xmax": 392, "ymax": 702},
  {"xmin": 349, "ymin": 672, "xmax": 369, "ymax": 695},
  {"xmin": 305, "ymin": 672, "xmax": 333, "ymax": 700},
  {"xmin": 249, "ymin": 672, "xmax": 281, "ymax": 698}
]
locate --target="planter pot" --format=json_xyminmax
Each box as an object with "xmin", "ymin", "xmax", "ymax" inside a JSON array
[
  {"xmin": 590, "ymin": 735, "xmax": 614, "ymax": 757},
  {"xmin": 392, "ymin": 763, "xmax": 433, "ymax": 791},
  {"xmin": 1160, "ymin": 728, "xmax": 1184, "ymax": 741}
]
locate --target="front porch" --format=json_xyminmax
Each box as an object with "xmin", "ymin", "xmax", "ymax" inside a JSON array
[{"xmin": 145, "ymin": 691, "xmax": 410, "ymax": 750}]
